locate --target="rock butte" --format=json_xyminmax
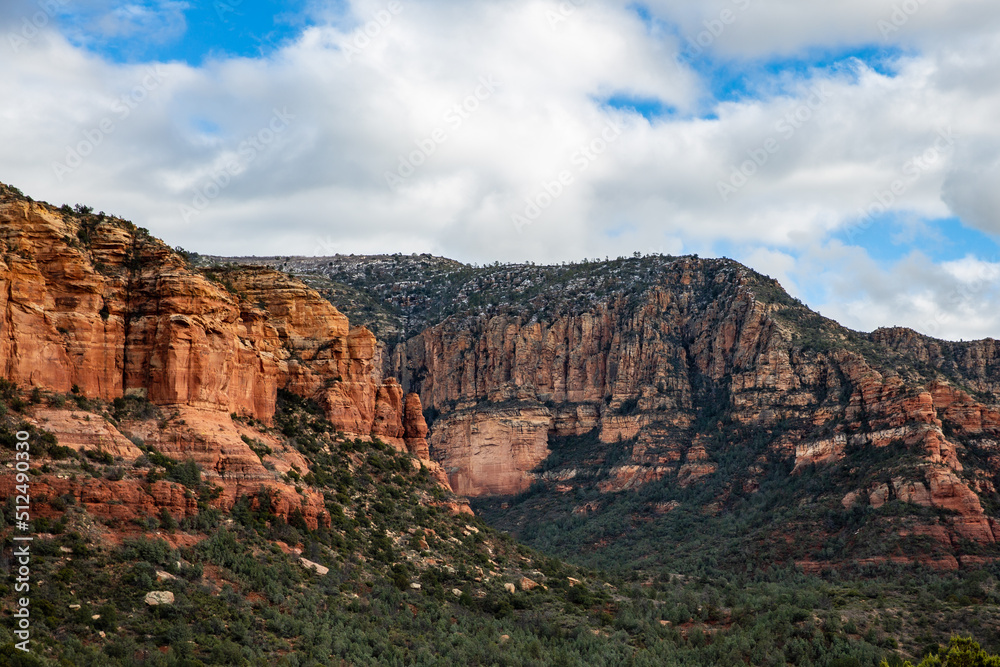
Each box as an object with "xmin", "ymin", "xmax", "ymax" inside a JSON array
[{"xmin": 0, "ymin": 197, "xmax": 462, "ymax": 527}]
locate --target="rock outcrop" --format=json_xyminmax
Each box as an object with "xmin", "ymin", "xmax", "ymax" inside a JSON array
[
  {"xmin": 391, "ymin": 260, "xmax": 778, "ymax": 498},
  {"xmin": 389, "ymin": 257, "xmax": 1000, "ymax": 558},
  {"xmin": 0, "ymin": 192, "xmax": 455, "ymax": 526},
  {"xmin": 429, "ymin": 405, "xmax": 552, "ymax": 496}
]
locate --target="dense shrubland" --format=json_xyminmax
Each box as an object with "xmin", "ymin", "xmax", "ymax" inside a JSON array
[{"xmin": 0, "ymin": 380, "xmax": 962, "ymax": 666}]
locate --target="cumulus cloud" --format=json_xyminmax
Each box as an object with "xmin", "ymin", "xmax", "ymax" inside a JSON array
[
  {"xmin": 790, "ymin": 246, "xmax": 1000, "ymax": 341},
  {"xmin": 1, "ymin": 0, "xmax": 1000, "ymax": 339},
  {"xmin": 942, "ymin": 151, "xmax": 1000, "ymax": 236},
  {"xmin": 636, "ymin": 0, "xmax": 1000, "ymax": 56}
]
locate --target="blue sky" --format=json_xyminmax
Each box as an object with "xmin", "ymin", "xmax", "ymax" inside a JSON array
[
  {"xmin": 2, "ymin": 0, "xmax": 1000, "ymax": 339},
  {"xmin": 680, "ymin": 45, "xmax": 908, "ymax": 107},
  {"xmin": 834, "ymin": 215, "xmax": 1000, "ymax": 265},
  {"xmin": 60, "ymin": 0, "xmax": 316, "ymax": 64}
]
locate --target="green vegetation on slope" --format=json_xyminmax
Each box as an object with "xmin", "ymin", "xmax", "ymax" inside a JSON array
[
  {"xmin": 211, "ymin": 252, "xmax": 695, "ymax": 340},
  {"xmin": 882, "ymin": 636, "xmax": 1000, "ymax": 666},
  {"xmin": 0, "ymin": 381, "xmax": 923, "ymax": 666},
  {"xmin": 474, "ymin": 426, "xmax": 1000, "ymax": 663}
]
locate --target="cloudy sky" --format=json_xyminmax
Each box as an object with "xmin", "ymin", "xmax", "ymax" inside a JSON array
[{"xmin": 2, "ymin": 0, "xmax": 1000, "ymax": 341}]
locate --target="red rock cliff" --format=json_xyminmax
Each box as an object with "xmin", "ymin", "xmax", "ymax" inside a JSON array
[
  {"xmin": 0, "ymin": 195, "xmax": 451, "ymax": 525},
  {"xmin": 394, "ymin": 258, "xmax": 1000, "ymax": 559}
]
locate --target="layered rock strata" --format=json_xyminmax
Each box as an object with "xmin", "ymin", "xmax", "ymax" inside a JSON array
[
  {"xmin": 393, "ymin": 258, "xmax": 1000, "ymax": 554},
  {"xmin": 0, "ymin": 196, "xmax": 453, "ymax": 526}
]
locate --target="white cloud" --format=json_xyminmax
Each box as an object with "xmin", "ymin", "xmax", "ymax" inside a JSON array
[
  {"xmin": 636, "ymin": 0, "xmax": 1000, "ymax": 56},
  {"xmin": 789, "ymin": 246, "xmax": 1000, "ymax": 341},
  {"xmin": 737, "ymin": 247, "xmax": 798, "ymax": 295},
  {"xmin": 942, "ymin": 150, "xmax": 1000, "ymax": 236},
  {"xmin": 2, "ymin": 0, "xmax": 1000, "ymax": 339}
]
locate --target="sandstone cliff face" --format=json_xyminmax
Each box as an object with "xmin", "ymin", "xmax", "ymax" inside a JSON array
[
  {"xmin": 0, "ymin": 195, "xmax": 453, "ymax": 525},
  {"xmin": 227, "ymin": 269, "xmax": 420, "ymax": 448},
  {"xmin": 393, "ymin": 260, "xmax": 769, "ymax": 497},
  {"xmin": 429, "ymin": 405, "xmax": 552, "ymax": 496},
  {"xmin": 0, "ymin": 204, "xmax": 127, "ymax": 399},
  {"xmin": 0, "ymin": 200, "xmax": 280, "ymax": 419},
  {"xmin": 393, "ymin": 257, "xmax": 1000, "ymax": 559}
]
